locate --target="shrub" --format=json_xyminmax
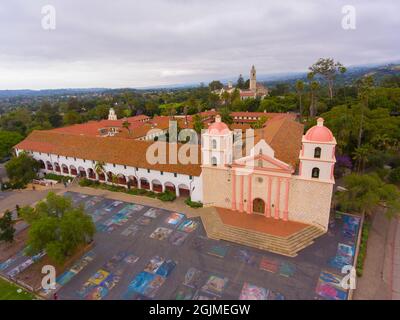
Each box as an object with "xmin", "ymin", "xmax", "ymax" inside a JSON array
[
  {"xmin": 157, "ymin": 190, "xmax": 176, "ymax": 202},
  {"xmin": 185, "ymin": 198, "xmax": 203, "ymax": 208},
  {"xmin": 356, "ymin": 219, "xmax": 371, "ymax": 277},
  {"xmin": 45, "ymin": 173, "xmax": 73, "ymax": 183},
  {"xmin": 78, "ymin": 178, "xmax": 95, "ymax": 187},
  {"xmin": 388, "ymin": 167, "xmax": 400, "ymax": 184}
]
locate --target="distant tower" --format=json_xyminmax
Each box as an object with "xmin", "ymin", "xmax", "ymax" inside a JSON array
[
  {"xmin": 299, "ymin": 118, "xmax": 336, "ymax": 183},
  {"xmin": 250, "ymin": 65, "xmax": 257, "ymax": 92},
  {"xmin": 108, "ymin": 108, "xmax": 117, "ymax": 120},
  {"xmin": 201, "ymin": 115, "xmax": 233, "ymax": 167}
]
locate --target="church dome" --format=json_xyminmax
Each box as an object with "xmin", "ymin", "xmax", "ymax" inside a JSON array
[
  {"xmin": 304, "ymin": 118, "xmax": 334, "ymax": 142},
  {"xmin": 208, "ymin": 115, "xmax": 230, "ymax": 135}
]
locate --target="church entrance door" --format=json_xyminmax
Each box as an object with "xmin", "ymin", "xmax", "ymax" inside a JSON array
[{"xmin": 252, "ymin": 198, "xmax": 265, "ymax": 214}]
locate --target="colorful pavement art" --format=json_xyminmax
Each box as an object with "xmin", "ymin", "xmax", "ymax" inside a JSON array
[
  {"xmin": 169, "ymin": 231, "xmax": 188, "ymax": 246},
  {"xmin": 165, "ymin": 212, "xmax": 185, "ymax": 226},
  {"xmin": 0, "ymin": 249, "xmax": 24, "ymax": 271},
  {"xmin": 123, "ymin": 256, "xmax": 177, "ymax": 299},
  {"xmin": 259, "ymin": 257, "xmax": 279, "ymax": 273},
  {"xmin": 150, "ymin": 227, "xmax": 173, "ymax": 241},
  {"xmin": 315, "ymin": 271, "xmax": 347, "ymax": 300},
  {"xmin": 239, "ymin": 283, "xmax": 268, "ymax": 300},
  {"xmin": 207, "ymin": 245, "xmax": 229, "ymax": 259},
  {"xmin": 201, "ymin": 275, "xmax": 229, "ymax": 297},
  {"xmin": 6, "ymin": 251, "xmax": 46, "ymax": 279},
  {"xmin": 77, "ymin": 251, "xmax": 139, "ymax": 300},
  {"xmin": 40, "ymin": 250, "xmax": 95, "ymax": 297},
  {"xmin": 178, "ymin": 219, "xmax": 199, "ymax": 233}
]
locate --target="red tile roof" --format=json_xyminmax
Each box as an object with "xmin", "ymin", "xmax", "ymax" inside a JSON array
[{"xmin": 15, "ymin": 130, "xmax": 202, "ymax": 176}]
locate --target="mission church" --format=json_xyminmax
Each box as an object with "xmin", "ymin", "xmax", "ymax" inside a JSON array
[{"xmin": 14, "ymin": 97, "xmax": 337, "ymax": 256}]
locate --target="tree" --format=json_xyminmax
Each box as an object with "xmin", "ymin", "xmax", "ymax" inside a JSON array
[
  {"xmin": 307, "ymin": 72, "xmax": 320, "ymax": 117},
  {"xmin": 22, "ymin": 192, "xmax": 95, "ymax": 264},
  {"xmin": 63, "ymin": 111, "xmax": 82, "ymax": 125},
  {"xmin": 357, "ymin": 76, "xmax": 374, "ymax": 148},
  {"xmin": 192, "ymin": 114, "xmax": 204, "ymax": 134},
  {"xmin": 337, "ymin": 173, "xmax": 400, "ymax": 217},
  {"xmin": 5, "ymin": 152, "xmax": 40, "ymax": 188},
  {"xmin": 352, "ymin": 145, "xmax": 371, "ymax": 173},
  {"xmin": 236, "ymin": 74, "xmax": 245, "ymax": 89},
  {"xmin": 251, "ymin": 116, "xmax": 268, "ymax": 129},
  {"xmin": 220, "ymin": 108, "xmax": 233, "ymax": 125},
  {"xmin": 208, "ymin": 80, "xmax": 223, "ymax": 91},
  {"xmin": 309, "ymin": 58, "xmax": 346, "ymax": 99},
  {"xmin": 122, "ymin": 120, "xmax": 131, "ymax": 135},
  {"xmin": 94, "ymin": 161, "xmax": 105, "ymax": 177},
  {"xmin": 0, "ymin": 130, "xmax": 23, "ymax": 159},
  {"xmin": 0, "ymin": 210, "xmax": 15, "ymax": 243},
  {"xmin": 295, "ymin": 80, "xmax": 304, "ymax": 121}
]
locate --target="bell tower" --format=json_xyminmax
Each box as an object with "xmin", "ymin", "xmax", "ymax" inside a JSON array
[
  {"xmin": 108, "ymin": 108, "xmax": 117, "ymax": 120},
  {"xmin": 250, "ymin": 65, "xmax": 257, "ymax": 92},
  {"xmin": 299, "ymin": 118, "xmax": 336, "ymax": 183}
]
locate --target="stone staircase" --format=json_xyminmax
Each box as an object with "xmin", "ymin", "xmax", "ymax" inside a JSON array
[{"xmin": 200, "ymin": 209, "xmax": 325, "ymax": 257}]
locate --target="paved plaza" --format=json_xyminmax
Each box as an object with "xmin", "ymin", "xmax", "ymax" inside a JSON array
[{"xmin": 0, "ymin": 191, "xmax": 361, "ymax": 300}]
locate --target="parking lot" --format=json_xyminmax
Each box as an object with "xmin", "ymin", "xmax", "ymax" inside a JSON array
[{"xmin": 0, "ymin": 191, "xmax": 361, "ymax": 300}]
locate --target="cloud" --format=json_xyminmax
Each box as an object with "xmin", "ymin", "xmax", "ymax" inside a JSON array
[{"xmin": 0, "ymin": 0, "xmax": 399, "ymax": 89}]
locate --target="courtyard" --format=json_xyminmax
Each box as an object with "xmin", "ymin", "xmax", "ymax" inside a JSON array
[{"xmin": 0, "ymin": 191, "xmax": 361, "ymax": 300}]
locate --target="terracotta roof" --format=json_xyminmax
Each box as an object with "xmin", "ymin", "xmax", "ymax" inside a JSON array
[
  {"xmin": 15, "ymin": 130, "xmax": 202, "ymax": 176},
  {"xmin": 51, "ymin": 115, "xmax": 149, "ymax": 137},
  {"xmin": 245, "ymin": 116, "xmax": 304, "ymax": 168}
]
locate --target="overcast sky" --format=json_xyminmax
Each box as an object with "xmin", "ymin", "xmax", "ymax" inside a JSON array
[{"xmin": 0, "ymin": 0, "xmax": 399, "ymax": 90}]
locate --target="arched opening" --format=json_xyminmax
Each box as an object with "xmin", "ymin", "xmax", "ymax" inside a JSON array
[
  {"xmin": 212, "ymin": 139, "xmax": 217, "ymax": 149},
  {"xmin": 46, "ymin": 161, "xmax": 53, "ymax": 171},
  {"xmin": 70, "ymin": 165, "xmax": 77, "ymax": 176},
  {"xmin": 312, "ymin": 167, "xmax": 320, "ymax": 179},
  {"xmin": 78, "ymin": 166, "xmax": 86, "ymax": 177},
  {"xmin": 140, "ymin": 178, "xmax": 150, "ymax": 190},
  {"xmin": 39, "ymin": 160, "xmax": 45, "ymax": 169},
  {"xmin": 107, "ymin": 171, "xmax": 113, "ymax": 182},
  {"xmin": 87, "ymin": 168, "xmax": 96, "ymax": 179},
  {"xmin": 151, "ymin": 179, "xmax": 163, "ymax": 192},
  {"xmin": 62, "ymin": 164, "xmax": 69, "ymax": 174},
  {"xmin": 117, "ymin": 174, "xmax": 127, "ymax": 185},
  {"xmin": 54, "ymin": 162, "xmax": 61, "ymax": 173},
  {"xmin": 178, "ymin": 184, "xmax": 190, "ymax": 197},
  {"xmin": 128, "ymin": 176, "xmax": 138, "ymax": 188},
  {"xmin": 164, "ymin": 182, "xmax": 176, "ymax": 194},
  {"xmin": 314, "ymin": 147, "xmax": 321, "ymax": 159},
  {"xmin": 98, "ymin": 172, "xmax": 106, "ymax": 181},
  {"xmin": 252, "ymin": 198, "xmax": 265, "ymax": 214},
  {"xmin": 211, "ymin": 156, "xmax": 217, "ymax": 166}
]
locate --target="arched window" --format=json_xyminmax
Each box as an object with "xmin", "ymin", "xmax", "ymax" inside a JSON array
[
  {"xmin": 211, "ymin": 157, "xmax": 217, "ymax": 166},
  {"xmin": 312, "ymin": 167, "xmax": 320, "ymax": 178},
  {"xmin": 314, "ymin": 147, "xmax": 321, "ymax": 158},
  {"xmin": 212, "ymin": 139, "xmax": 217, "ymax": 149}
]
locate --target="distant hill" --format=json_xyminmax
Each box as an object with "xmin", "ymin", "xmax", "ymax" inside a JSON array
[{"xmin": 0, "ymin": 61, "xmax": 399, "ymax": 97}]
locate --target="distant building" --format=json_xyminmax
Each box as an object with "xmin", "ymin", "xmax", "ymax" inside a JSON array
[{"xmin": 215, "ymin": 65, "xmax": 269, "ymax": 100}]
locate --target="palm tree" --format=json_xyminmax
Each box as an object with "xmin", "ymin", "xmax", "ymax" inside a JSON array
[
  {"xmin": 352, "ymin": 145, "xmax": 370, "ymax": 173},
  {"xmin": 357, "ymin": 76, "xmax": 374, "ymax": 148},
  {"xmin": 295, "ymin": 80, "xmax": 304, "ymax": 122},
  {"xmin": 94, "ymin": 161, "xmax": 105, "ymax": 178}
]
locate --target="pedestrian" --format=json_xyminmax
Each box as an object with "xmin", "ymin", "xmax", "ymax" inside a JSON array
[{"xmin": 32, "ymin": 185, "xmax": 36, "ymax": 191}]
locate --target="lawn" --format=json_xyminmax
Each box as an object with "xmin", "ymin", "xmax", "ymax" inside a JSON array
[{"xmin": 0, "ymin": 278, "xmax": 36, "ymax": 300}]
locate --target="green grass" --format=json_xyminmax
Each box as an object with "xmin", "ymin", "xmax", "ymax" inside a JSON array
[{"xmin": 0, "ymin": 278, "xmax": 36, "ymax": 300}]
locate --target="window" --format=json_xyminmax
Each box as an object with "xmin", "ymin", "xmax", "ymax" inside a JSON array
[
  {"xmin": 189, "ymin": 175, "xmax": 193, "ymax": 180},
  {"xmin": 211, "ymin": 157, "xmax": 217, "ymax": 166},
  {"xmin": 147, "ymin": 169, "xmax": 150, "ymax": 173},
  {"xmin": 312, "ymin": 167, "xmax": 320, "ymax": 178},
  {"xmin": 212, "ymin": 139, "xmax": 217, "ymax": 149},
  {"xmin": 124, "ymin": 165, "xmax": 127, "ymax": 169},
  {"xmin": 113, "ymin": 164, "xmax": 116, "ymax": 168},
  {"xmin": 160, "ymin": 171, "xmax": 164, "ymax": 175},
  {"xmin": 174, "ymin": 173, "xmax": 177, "ymax": 178},
  {"xmin": 314, "ymin": 147, "xmax": 321, "ymax": 159},
  {"xmin": 74, "ymin": 157, "xmax": 76, "ymax": 161}
]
